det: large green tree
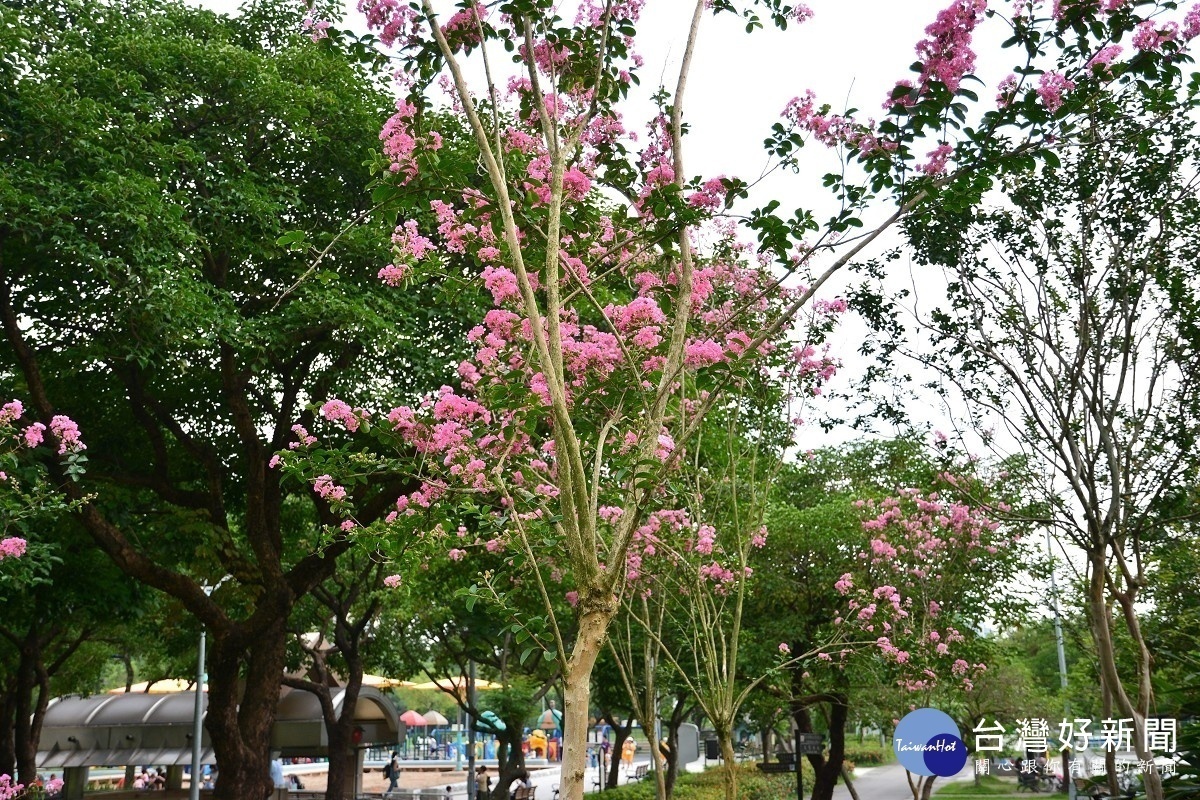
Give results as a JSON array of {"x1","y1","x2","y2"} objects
[{"x1": 0, "y1": 1, "x2": 477, "y2": 796}]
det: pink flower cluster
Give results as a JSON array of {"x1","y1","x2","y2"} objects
[
  {"x1": 0, "y1": 400, "x2": 22, "y2": 425},
  {"x1": 1133, "y1": 19, "x2": 1179, "y2": 52},
  {"x1": 1036, "y1": 71, "x2": 1075, "y2": 113},
  {"x1": 0, "y1": 537, "x2": 27, "y2": 560},
  {"x1": 302, "y1": 15, "x2": 331, "y2": 41},
  {"x1": 380, "y1": 99, "x2": 441, "y2": 183},
  {"x1": 441, "y1": 4, "x2": 484, "y2": 51},
  {"x1": 320, "y1": 399, "x2": 366, "y2": 432},
  {"x1": 313, "y1": 475, "x2": 348, "y2": 503},
  {"x1": 358, "y1": 0, "x2": 420, "y2": 48},
  {"x1": 892, "y1": 0, "x2": 986, "y2": 105}
]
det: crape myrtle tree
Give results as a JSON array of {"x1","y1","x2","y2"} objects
[
  {"x1": 278, "y1": 1, "x2": 1193, "y2": 798},
  {"x1": 747, "y1": 439, "x2": 1033, "y2": 800},
  {"x1": 0, "y1": 404, "x2": 110, "y2": 789},
  {"x1": 0, "y1": 2, "x2": 480, "y2": 797},
  {"x1": 858, "y1": 18, "x2": 1200, "y2": 798},
  {"x1": 608, "y1": 322, "x2": 845, "y2": 800}
]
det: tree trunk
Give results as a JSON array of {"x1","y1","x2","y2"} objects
[
  {"x1": 494, "y1": 726, "x2": 527, "y2": 800},
  {"x1": 663, "y1": 697, "x2": 687, "y2": 799},
  {"x1": 602, "y1": 713, "x2": 632, "y2": 790},
  {"x1": 792, "y1": 692, "x2": 849, "y2": 800},
  {"x1": 560, "y1": 609, "x2": 611, "y2": 800},
  {"x1": 13, "y1": 634, "x2": 38, "y2": 784},
  {"x1": 0, "y1": 691, "x2": 15, "y2": 778},
  {"x1": 1087, "y1": 554, "x2": 1163, "y2": 800},
  {"x1": 207, "y1": 614, "x2": 290, "y2": 800},
  {"x1": 840, "y1": 768, "x2": 860, "y2": 800},
  {"x1": 718, "y1": 730, "x2": 738, "y2": 800},
  {"x1": 919, "y1": 776, "x2": 937, "y2": 800}
]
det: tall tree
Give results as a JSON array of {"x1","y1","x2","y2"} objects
[
  {"x1": 0, "y1": 1, "x2": 476, "y2": 796},
  {"x1": 892, "y1": 74, "x2": 1200, "y2": 800}
]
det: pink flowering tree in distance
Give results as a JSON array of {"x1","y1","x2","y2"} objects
[
  {"x1": 599, "y1": 300, "x2": 843, "y2": 800},
  {"x1": 279, "y1": 1, "x2": 1198, "y2": 797}
]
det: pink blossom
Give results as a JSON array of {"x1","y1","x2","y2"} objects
[
  {"x1": 384, "y1": 574, "x2": 403, "y2": 588},
  {"x1": 919, "y1": 143, "x2": 953, "y2": 175},
  {"x1": 482, "y1": 266, "x2": 521, "y2": 305},
  {"x1": 448, "y1": 548, "x2": 467, "y2": 561},
  {"x1": 22, "y1": 422, "x2": 45, "y2": 449},
  {"x1": 912, "y1": 0, "x2": 987, "y2": 95},
  {"x1": 687, "y1": 176, "x2": 729, "y2": 211},
  {"x1": 1133, "y1": 19, "x2": 1178, "y2": 52},
  {"x1": 302, "y1": 16, "x2": 331, "y2": 41},
  {"x1": 654, "y1": 433, "x2": 675, "y2": 462},
  {"x1": 320, "y1": 399, "x2": 362, "y2": 432},
  {"x1": 778, "y1": 642, "x2": 791, "y2": 654},
  {"x1": 0, "y1": 537, "x2": 27, "y2": 560},
  {"x1": 441, "y1": 3, "x2": 484, "y2": 51},
  {"x1": 357, "y1": 0, "x2": 421, "y2": 48},
  {"x1": 684, "y1": 339, "x2": 724, "y2": 368},
  {"x1": 996, "y1": 73, "x2": 1019, "y2": 107},
  {"x1": 565, "y1": 591, "x2": 579, "y2": 607},
  {"x1": 0, "y1": 400, "x2": 22, "y2": 424},
  {"x1": 1036, "y1": 71, "x2": 1075, "y2": 113},
  {"x1": 49, "y1": 415, "x2": 84, "y2": 453},
  {"x1": 392, "y1": 219, "x2": 435, "y2": 261},
  {"x1": 379, "y1": 263, "x2": 412, "y2": 286},
  {"x1": 1186, "y1": 4, "x2": 1200, "y2": 39},
  {"x1": 1088, "y1": 44, "x2": 1123, "y2": 71},
  {"x1": 313, "y1": 475, "x2": 347, "y2": 503},
  {"x1": 751, "y1": 526, "x2": 768, "y2": 548}
]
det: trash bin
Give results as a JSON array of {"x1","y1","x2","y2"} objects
[{"x1": 704, "y1": 739, "x2": 720, "y2": 760}]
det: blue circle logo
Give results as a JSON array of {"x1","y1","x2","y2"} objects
[{"x1": 893, "y1": 708, "x2": 968, "y2": 777}]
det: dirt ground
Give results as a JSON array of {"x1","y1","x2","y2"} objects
[{"x1": 293, "y1": 766, "x2": 468, "y2": 794}]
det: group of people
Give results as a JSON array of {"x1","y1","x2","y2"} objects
[
  {"x1": 29, "y1": 775, "x2": 63, "y2": 798},
  {"x1": 132, "y1": 768, "x2": 167, "y2": 790},
  {"x1": 474, "y1": 765, "x2": 531, "y2": 800}
]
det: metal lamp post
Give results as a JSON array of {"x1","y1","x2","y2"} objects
[{"x1": 190, "y1": 577, "x2": 229, "y2": 800}]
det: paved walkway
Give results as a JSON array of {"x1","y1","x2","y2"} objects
[{"x1": 832, "y1": 762, "x2": 975, "y2": 800}]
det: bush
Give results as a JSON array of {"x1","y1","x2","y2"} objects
[
  {"x1": 594, "y1": 765, "x2": 795, "y2": 800},
  {"x1": 843, "y1": 743, "x2": 894, "y2": 766}
]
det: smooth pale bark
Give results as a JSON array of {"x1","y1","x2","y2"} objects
[{"x1": 559, "y1": 609, "x2": 613, "y2": 800}]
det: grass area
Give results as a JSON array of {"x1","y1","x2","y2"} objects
[
  {"x1": 932, "y1": 773, "x2": 1024, "y2": 797},
  {"x1": 596, "y1": 765, "x2": 798, "y2": 800}
]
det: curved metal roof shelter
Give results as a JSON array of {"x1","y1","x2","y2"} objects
[{"x1": 38, "y1": 687, "x2": 402, "y2": 769}]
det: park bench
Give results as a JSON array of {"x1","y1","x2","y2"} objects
[
  {"x1": 513, "y1": 786, "x2": 537, "y2": 800},
  {"x1": 629, "y1": 764, "x2": 649, "y2": 782}
]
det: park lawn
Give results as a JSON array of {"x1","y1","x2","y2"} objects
[
  {"x1": 932, "y1": 774, "x2": 1024, "y2": 797},
  {"x1": 595, "y1": 765, "x2": 797, "y2": 800}
]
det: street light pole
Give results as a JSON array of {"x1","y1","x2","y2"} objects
[
  {"x1": 191, "y1": 577, "x2": 228, "y2": 800},
  {"x1": 190, "y1": 626, "x2": 206, "y2": 800},
  {"x1": 467, "y1": 661, "x2": 477, "y2": 800},
  {"x1": 1045, "y1": 529, "x2": 1075, "y2": 800}
]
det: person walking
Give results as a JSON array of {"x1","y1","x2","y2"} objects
[{"x1": 385, "y1": 750, "x2": 401, "y2": 795}]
